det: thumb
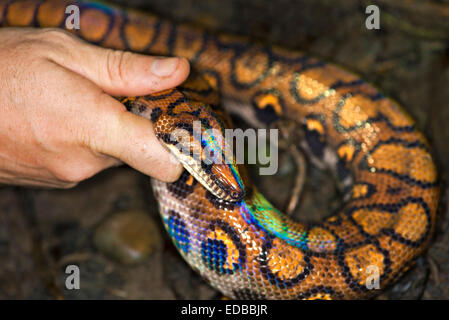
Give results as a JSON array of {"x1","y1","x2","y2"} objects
[
  {"x1": 89, "y1": 94, "x2": 184, "y2": 182},
  {"x1": 49, "y1": 33, "x2": 190, "y2": 96}
]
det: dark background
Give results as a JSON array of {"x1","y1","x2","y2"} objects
[{"x1": 0, "y1": 0, "x2": 448, "y2": 299}]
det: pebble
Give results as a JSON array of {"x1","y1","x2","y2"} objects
[{"x1": 94, "y1": 210, "x2": 162, "y2": 265}]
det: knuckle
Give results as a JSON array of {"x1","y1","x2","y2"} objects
[
  {"x1": 35, "y1": 28, "x2": 74, "y2": 43},
  {"x1": 6, "y1": 28, "x2": 74, "y2": 60},
  {"x1": 2, "y1": 34, "x2": 39, "y2": 58},
  {"x1": 52, "y1": 169, "x2": 82, "y2": 184},
  {"x1": 105, "y1": 49, "x2": 131, "y2": 87},
  {"x1": 51, "y1": 164, "x2": 97, "y2": 184},
  {"x1": 59, "y1": 182, "x2": 79, "y2": 189}
]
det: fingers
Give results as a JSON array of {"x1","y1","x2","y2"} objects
[
  {"x1": 26, "y1": 29, "x2": 186, "y2": 182},
  {"x1": 50, "y1": 63, "x2": 185, "y2": 183},
  {"x1": 43, "y1": 30, "x2": 190, "y2": 96}
]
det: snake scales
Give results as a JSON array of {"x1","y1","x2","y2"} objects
[{"x1": 0, "y1": 0, "x2": 440, "y2": 299}]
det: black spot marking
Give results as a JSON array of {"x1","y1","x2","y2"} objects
[
  {"x1": 123, "y1": 99, "x2": 133, "y2": 112},
  {"x1": 206, "y1": 191, "x2": 236, "y2": 211},
  {"x1": 167, "y1": 211, "x2": 190, "y2": 254},
  {"x1": 201, "y1": 161, "x2": 213, "y2": 174},
  {"x1": 175, "y1": 122, "x2": 194, "y2": 134},
  {"x1": 157, "y1": 133, "x2": 173, "y2": 144},
  {"x1": 302, "y1": 114, "x2": 327, "y2": 159},
  {"x1": 337, "y1": 158, "x2": 350, "y2": 181},
  {"x1": 304, "y1": 125, "x2": 325, "y2": 158},
  {"x1": 201, "y1": 238, "x2": 230, "y2": 274},
  {"x1": 201, "y1": 220, "x2": 246, "y2": 275},
  {"x1": 255, "y1": 104, "x2": 280, "y2": 125},
  {"x1": 251, "y1": 90, "x2": 285, "y2": 125},
  {"x1": 167, "y1": 171, "x2": 197, "y2": 199},
  {"x1": 150, "y1": 107, "x2": 162, "y2": 122},
  {"x1": 138, "y1": 104, "x2": 146, "y2": 113}
]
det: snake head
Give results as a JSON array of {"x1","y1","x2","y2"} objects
[
  {"x1": 122, "y1": 85, "x2": 245, "y2": 202},
  {"x1": 162, "y1": 99, "x2": 246, "y2": 203}
]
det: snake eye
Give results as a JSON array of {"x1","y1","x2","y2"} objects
[{"x1": 230, "y1": 190, "x2": 245, "y2": 201}]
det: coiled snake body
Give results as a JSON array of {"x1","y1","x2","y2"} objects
[{"x1": 0, "y1": 0, "x2": 440, "y2": 299}]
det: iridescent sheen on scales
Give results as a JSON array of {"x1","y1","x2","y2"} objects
[{"x1": 0, "y1": 0, "x2": 439, "y2": 299}]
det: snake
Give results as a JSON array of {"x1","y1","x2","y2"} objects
[{"x1": 0, "y1": 0, "x2": 440, "y2": 300}]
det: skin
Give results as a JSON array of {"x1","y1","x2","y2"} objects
[{"x1": 0, "y1": 28, "x2": 189, "y2": 188}]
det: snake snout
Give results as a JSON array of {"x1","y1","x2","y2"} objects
[{"x1": 210, "y1": 164, "x2": 245, "y2": 202}]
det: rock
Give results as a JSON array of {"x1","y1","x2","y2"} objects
[{"x1": 94, "y1": 210, "x2": 162, "y2": 265}]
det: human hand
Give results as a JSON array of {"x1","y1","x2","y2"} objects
[{"x1": 0, "y1": 28, "x2": 188, "y2": 188}]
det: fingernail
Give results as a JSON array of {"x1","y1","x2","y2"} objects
[{"x1": 151, "y1": 57, "x2": 179, "y2": 77}]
